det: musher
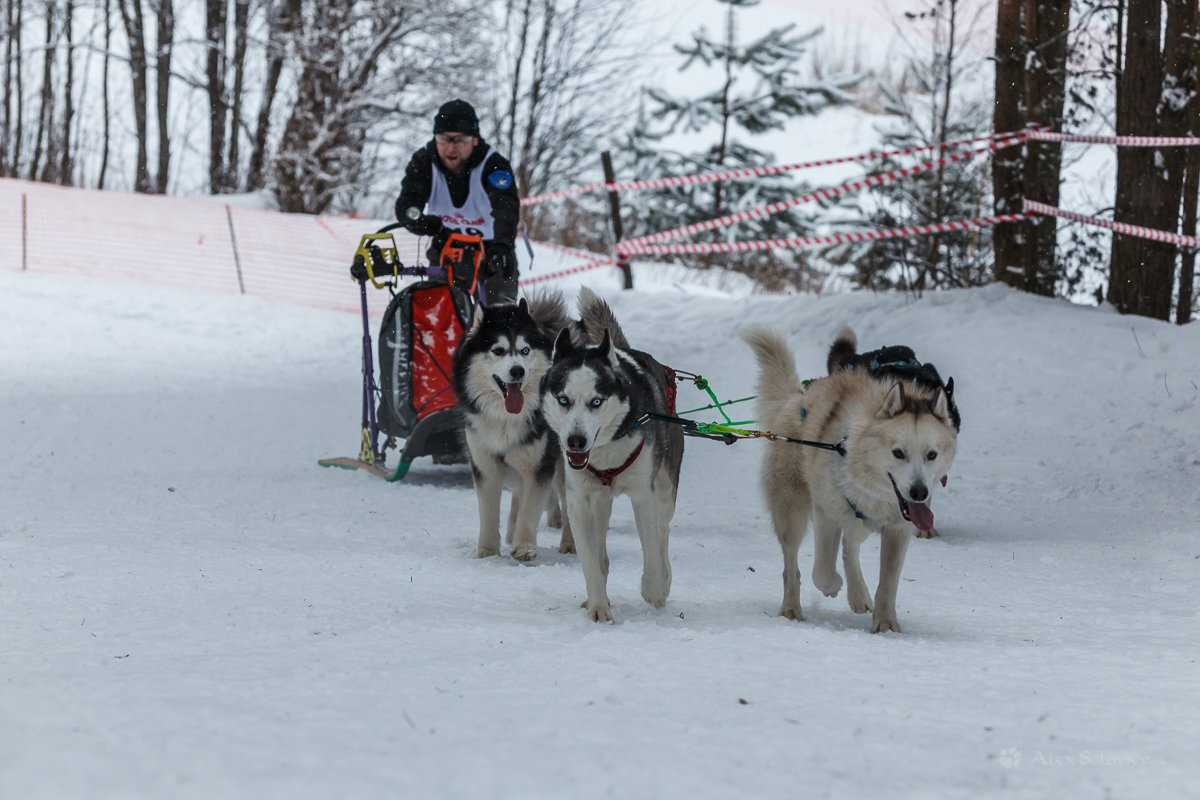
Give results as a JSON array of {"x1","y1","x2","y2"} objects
[{"x1": 394, "y1": 99, "x2": 521, "y2": 304}]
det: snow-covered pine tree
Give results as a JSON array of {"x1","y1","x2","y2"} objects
[
  {"x1": 828, "y1": 0, "x2": 994, "y2": 293},
  {"x1": 618, "y1": 0, "x2": 857, "y2": 290}
]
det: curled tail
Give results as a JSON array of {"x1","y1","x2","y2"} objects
[
  {"x1": 576, "y1": 286, "x2": 631, "y2": 350},
  {"x1": 523, "y1": 288, "x2": 571, "y2": 336},
  {"x1": 825, "y1": 326, "x2": 858, "y2": 374},
  {"x1": 739, "y1": 325, "x2": 803, "y2": 427}
]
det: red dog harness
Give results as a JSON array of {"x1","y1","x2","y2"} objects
[{"x1": 586, "y1": 439, "x2": 645, "y2": 487}]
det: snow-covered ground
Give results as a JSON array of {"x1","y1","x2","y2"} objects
[{"x1": 3, "y1": 258, "x2": 1198, "y2": 798}]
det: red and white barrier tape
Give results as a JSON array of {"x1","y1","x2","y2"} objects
[
  {"x1": 605, "y1": 131, "x2": 1029, "y2": 194},
  {"x1": 526, "y1": 239, "x2": 605, "y2": 262},
  {"x1": 615, "y1": 134, "x2": 1027, "y2": 253},
  {"x1": 518, "y1": 212, "x2": 1032, "y2": 284},
  {"x1": 519, "y1": 256, "x2": 616, "y2": 285},
  {"x1": 618, "y1": 213, "x2": 1032, "y2": 256},
  {"x1": 519, "y1": 181, "x2": 608, "y2": 207},
  {"x1": 519, "y1": 129, "x2": 1033, "y2": 207},
  {"x1": 1026, "y1": 131, "x2": 1200, "y2": 147},
  {"x1": 1023, "y1": 200, "x2": 1200, "y2": 249}
]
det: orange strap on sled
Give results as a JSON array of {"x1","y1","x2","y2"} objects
[{"x1": 438, "y1": 232, "x2": 485, "y2": 294}]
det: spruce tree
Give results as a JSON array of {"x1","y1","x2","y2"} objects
[{"x1": 619, "y1": 0, "x2": 856, "y2": 290}]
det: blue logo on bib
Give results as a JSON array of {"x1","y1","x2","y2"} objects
[{"x1": 489, "y1": 170, "x2": 513, "y2": 189}]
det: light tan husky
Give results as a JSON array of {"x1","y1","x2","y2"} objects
[{"x1": 741, "y1": 325, "x2": 958, "y2": 633}]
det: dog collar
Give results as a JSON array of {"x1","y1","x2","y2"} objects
[{"x1": 587, "y1": 439, "x2": 645, "y2": 487}]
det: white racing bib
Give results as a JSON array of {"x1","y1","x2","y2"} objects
[{"x1": 426, "y1": 147, "x2": 496, "y2": 240}]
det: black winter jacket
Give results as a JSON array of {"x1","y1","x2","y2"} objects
[{"x1": 394, "y1": 138, "x2": 520, "y2": 248}]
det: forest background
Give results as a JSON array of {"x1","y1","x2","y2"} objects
[{"x1": 1, "y1": 0, "x2": 1197, "y2": 321}]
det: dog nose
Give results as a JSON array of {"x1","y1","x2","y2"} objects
[
  {"x1": 567, "y1": 433, "x2": 587, "y2": 451},
  {"x1": 909, "y1": 482, "x2": 928, "y2": 502},
  {"x1": 509, "y1": 365, "x2": 525, "y2": 381}
]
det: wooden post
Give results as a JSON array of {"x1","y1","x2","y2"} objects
[{"x1": 601, "y1": 151, "x2": 633, "y2": 289}]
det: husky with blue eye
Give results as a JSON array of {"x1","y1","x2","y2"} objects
[
  {"x1": 541, "y1": 288, "x2": 684, "y2": 622},
  {"x1": 741, "y1": 326, "x2": 958, "y2": 633},
  {"x1": 452, "y1": 291, "x2": 574, "y2": 561}
]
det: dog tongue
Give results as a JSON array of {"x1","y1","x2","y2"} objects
[
  {"x1": 908, "y1": 501, "x2": 935, "y2": 532},
  {"x1": 504, "y1": 382, "x2": 524, "y2": 414}
]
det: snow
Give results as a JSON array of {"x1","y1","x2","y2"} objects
[{"x1": 3, "y1": 256, "x2": 1199, "y2": 798}]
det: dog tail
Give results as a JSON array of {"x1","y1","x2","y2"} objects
[
  {"x1": 576, "y1": 286, "x2": 631, "y2": 350},
  {"x1": 740, "y1": 325, "x2": 803, "y2": 426},
  {"x1": 825, "y1": 326, "x2": 858, "y2": 374},
  {"x1": 523, "y1": 288, "x2": 571, "y2": 335}
]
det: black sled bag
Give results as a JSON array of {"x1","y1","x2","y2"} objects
[{"x1": 376, "y1": 280, "x2": 474, "y2": 438}]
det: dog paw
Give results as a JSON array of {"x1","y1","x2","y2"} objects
[
  {"x1": 582, "y1": 600, "x2": 613, "y2": 623},
  {"x1": 813, "y1": 569, "x2": 843, "y2": 598},
  {"x1": 546, "y1": 509, "x2": 563, "y2": 529},
  {"x1": 779, "y1": 604, "x2": 805, "y2": 621},
  {"x1": 641, "y1": 587, "x2": 669, "y2": 609},
  {"x1": 915, "y1": 527, "x2": 941, "y2": 539},
  {"x1": 871, "y1": 614, "x2": 902, "y2": 634},
  {"x1": 511, "y1": 543, "x2": 538, "y2": 562},
  {"x1": 641, "y1": 572, "x2": 671, "y2": 609},
  {"x1": 848, "y1": 588, "x2": 873, "y2": 614},
  {"x1": 475, "y1": 546, "x2": 500, "y2": 559},
  {"x1": 558, "y1": 540, "x2": 576, "y2": 555}
]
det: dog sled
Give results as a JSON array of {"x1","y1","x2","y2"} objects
[{"x1": 319, "y1": 223, "x2": 492, "y2": 481}]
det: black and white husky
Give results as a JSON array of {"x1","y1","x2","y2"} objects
[
  {"x1": 541, "y1": 288, "x2": 685, "y2": 622},
  {"x1": 452, "y1": 292, "x2": 574, "y2": 561}
]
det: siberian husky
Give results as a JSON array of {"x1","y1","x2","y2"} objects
[
  {"x1": 541, "y1": 288, "x2": 685, "y2": 622},
  {"x1": 452, "y1": 292, "x2": 574, "y2": 561},
  {"x1": 741, "y1": 326, "x2": 958, "y2": 633}
]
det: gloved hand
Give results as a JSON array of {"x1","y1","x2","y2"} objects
[
  {"x1": 350, "y1": 255, "x2": 369, "y2": 282},
  {"x1": 483, "y1": 243, "x2": 516, "y2": 280},
  {"x1": 400, "y1": 207, "x2": 444, "y2": 237}
]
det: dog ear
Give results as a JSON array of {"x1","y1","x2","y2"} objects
[
  {"x1": 552, "y1": 327, "x2": 574, "y2": 361},
  {"x1": 932, "y1": 385, "x2": 950, "y2": 421},
  {"x1": 945, "y1": 376, "x2": 955, "y2": 399},
  {"x1": 517, "y1": 297, "x2": 531, "y2": 322},
  {"x1": 466, "y1": 303, "x2": 483, "y2": 336},
  {"x1": 596, "y1": 328, "x2": 612, "y2": 360},
  {"x1": 880, "y1": 383, "x2": 906, "y2": 418}
]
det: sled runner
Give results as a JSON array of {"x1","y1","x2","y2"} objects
[{"x1": 319, "y1": 224, "x2": 489, "y2": 481}]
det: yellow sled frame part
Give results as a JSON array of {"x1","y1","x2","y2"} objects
[{"x1": 354, "y1": 233, "x2": 401, "y2": 289}]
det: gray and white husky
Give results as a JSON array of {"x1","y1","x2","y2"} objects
[
  {"x1": 452, "y1": 291, "x2": 574, "y2": 561},
  {"x1": 541, "y1": 288, "x2": 685, "y2": 622},
  {"x1": 741, "y1": 325, "x2": 958, "y2": 633}
]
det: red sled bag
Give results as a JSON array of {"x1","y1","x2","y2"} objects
[{"x1": 377, "y1": 280, "x2": 473, "y2": 437}]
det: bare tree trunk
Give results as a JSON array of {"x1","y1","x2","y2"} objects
[
  {"x1": 712, "y1": 1, "x2": 734, "y2": 216},
  {"x1": 99, "y1": 0, "x2": 111, "y2": 188},
  {"x1": 154, "y1": 0, "x2": 172, "y2": 193},
  {"x1": 993, "y1": 0, "x2": 1027, "y2": 288},
  {"x1": 503, "y1": 0, "x2": 531, "y2": 163},
  {"x1": 58, "y1": 0, "x2": 73, "y2": 184},
  {"x1": 1175, "y1": 6, "x2": 1200, "y2": 324},
  {"x1": 1022, "y1": 0, "x2": 1069, "y2": 296},
  {"x1": 517, "y1": 0, "x2": 553, "y2": 194},
  {"x1": 29, "y1": 1, "x2": 55, "y2": 182},
  {"x1": 992, "y1": 0, "x2": 1070, "y2": 295},
  {"x1": 1108, "y1": 0, "x2": 1195, "y2": 319},
  {"x1": 225, "y1": 0, "x2": 248, "y2": 186},
  {"x1": 2, "y1": 0, "x2": 17, "y2": 176},
  {"x1": 117, "y1": 0, "x2": 152, "y2": 192},
  {"x1": 206, "y1": 0, "x2": 227, "y2": 193},
  {"x1": 246, "y1": 0, "x2": 298, "y2": 191},
  {"x1": 1179, "y1": 149, "x2": 1198, "y2": 324}
]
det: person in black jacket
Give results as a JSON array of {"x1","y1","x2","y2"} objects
[{"x1": 395, "y1": 99, "x2": 521, "y2": 304}]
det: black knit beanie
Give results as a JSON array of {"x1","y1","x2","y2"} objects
[{"x1": 433, "y1": 100, "x2": 480, "y2": 137}]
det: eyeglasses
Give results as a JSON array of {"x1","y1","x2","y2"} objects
[{"x1": 435, "y1": 133, "x2": 474, "y2": 146}]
